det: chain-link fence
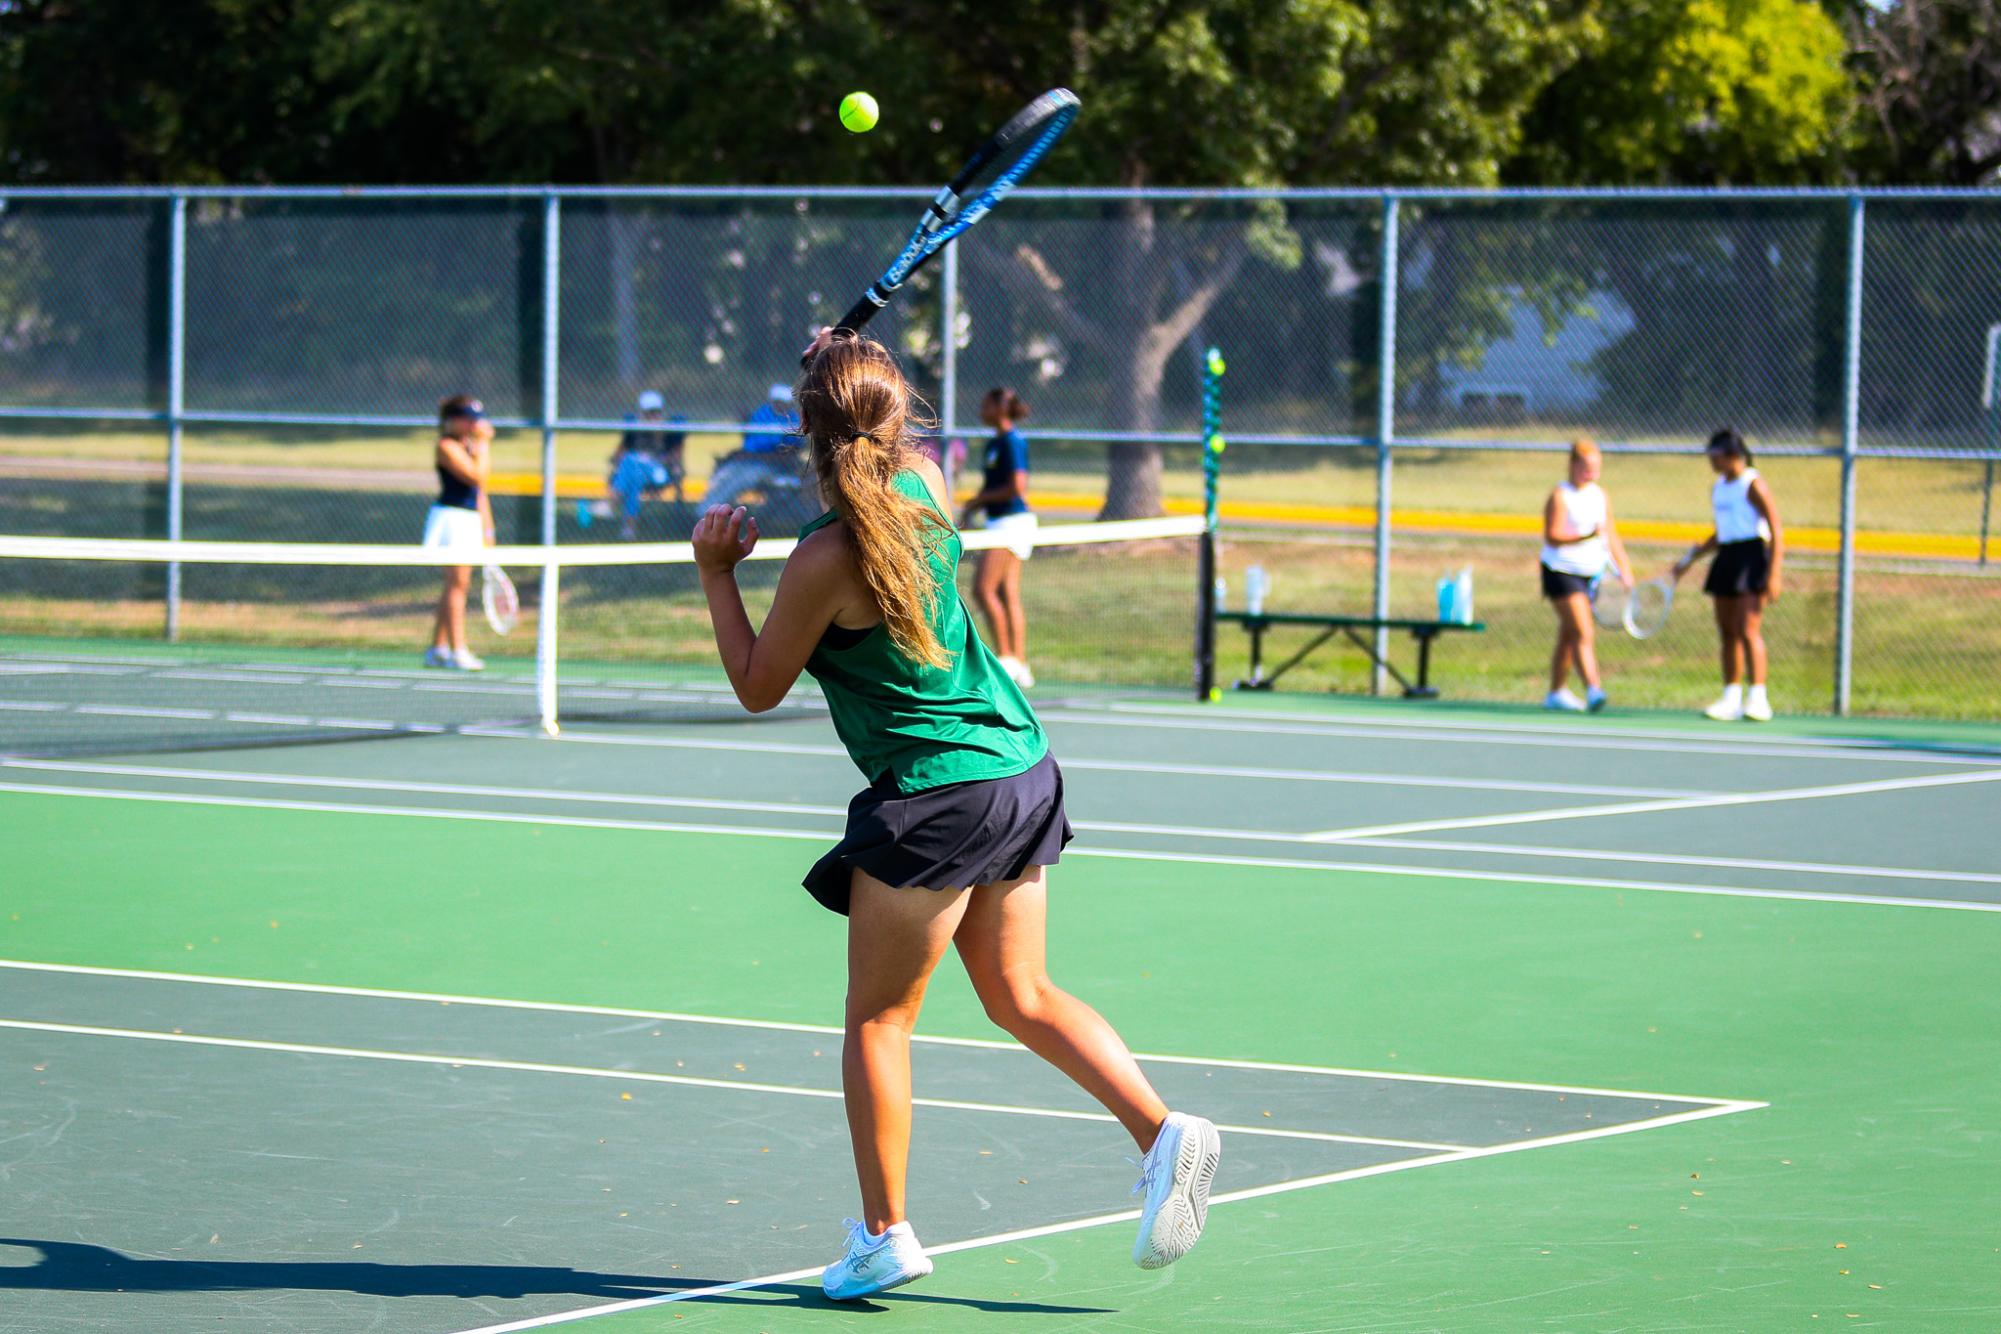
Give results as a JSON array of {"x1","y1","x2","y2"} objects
[{"x1": 0, "y1": 186, "x2": 1995, "y2": 718}]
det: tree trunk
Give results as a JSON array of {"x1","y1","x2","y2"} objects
[
  {"x1": 1101, "y1": 195, "x2": 1166, "y2": 519},
  {"x1": 1102, "y1": 329, "x2": 1173, "y2": 518}
]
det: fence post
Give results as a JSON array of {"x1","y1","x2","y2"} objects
[
  {"x1": 1371, "y1": 194, "x2": 1401, "y2": 695},
  {"x1": 939, "y1": 239, "x2": 960, "y2": 498},
  {"x1": 1833, "y1": 194, "x2": 1864, "y2": 716},
  {"x1": 165, "y1": 193, "x2": 187, "y2": 640},
  {"x1": 536, "y1": 192, "x2": 561, "y2": 736}
]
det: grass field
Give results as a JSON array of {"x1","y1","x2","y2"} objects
[{"x1": 3, "y1": 425, "x2": 1996, "y2": 720}]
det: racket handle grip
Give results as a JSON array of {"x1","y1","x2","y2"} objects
[{"x1": 836, "y1": 292, "x2": 884, "y2": 334}]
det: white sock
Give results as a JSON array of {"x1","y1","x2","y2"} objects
[
  {"x1": 1720, "y1": 684, "x2": 1743, "y2": 705},
  {"x1": 1747, "y1": 684, "x2": 1768, "y2": 705}
]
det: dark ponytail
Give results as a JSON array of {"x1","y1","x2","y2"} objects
[
  {"x1": 1706, "y1": 427, "x2": 1753, "y2": 464},
  {"x1": 983, "y1": 386, "x2": 1030, "y2": 423}
]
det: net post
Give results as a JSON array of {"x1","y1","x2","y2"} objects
[
  {"x1": 165, "y1": 192, "x2": 187, "y2": 640},
  {"x1": 536, "y1": 561, "x2": 560, "y2": 737},
  {"x1": 1196, "y1": 347, "x2": 1225, "y2": 701},
  {"x1": 1371, "y1": 194, "x2": 1401, "y2": 696},
  {"x1": 940, "y1": 239, "x2": 960, "y2": 498},
  {"x1": 1833, "y1": 194, "x2": 1864, "y2": 717}
]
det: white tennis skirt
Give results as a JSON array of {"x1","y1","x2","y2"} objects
[
  {"x1": 421, "y1": 503, "x2": 484, "y2": 553},
  {"x1": 984, "y1": 511, "x2": 1038, "y2": 561}
]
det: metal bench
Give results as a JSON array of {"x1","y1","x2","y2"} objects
[{"x1": 1217, "y1": 611, "x2": 1486, "y2": 698}]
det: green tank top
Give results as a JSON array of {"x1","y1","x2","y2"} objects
[{"x1": 800, "y1": 469, "x2": 1046, "y2": 793}]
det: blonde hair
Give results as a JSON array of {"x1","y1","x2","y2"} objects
[
  {"x1": 1570, "y1": 438, "x2": 1601, "y2": 467},
  {"x1": 797, "y1": 334, "x2": 952, "y2": 669}
]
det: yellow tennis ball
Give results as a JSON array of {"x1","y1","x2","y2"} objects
[{"x1": 838, "y1": 92, "x2": 879, "y2": 134}]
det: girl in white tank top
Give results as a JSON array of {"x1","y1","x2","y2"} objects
[
  {"x1": 1671, "y1": 429, "x2": 1785, "y2": 721},
  {"x1": 1541, "y1": 439, "x2": 1632, "y2": 712}
]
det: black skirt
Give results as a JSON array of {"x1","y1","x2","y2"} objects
[
  {"x1": 1705, "y1": 539, "x2": 1770, "y2": 597},
  {"x1": 802, "y1": 751, "x2": 1074, "y2": 916},
  {"x1": 1540, "y1": 564, "x2": 1594, "y2": 599}
]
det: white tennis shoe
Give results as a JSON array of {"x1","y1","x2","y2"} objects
[
  {"x1": 450, "y1": 649, "x2": 486, "y2": 672},
  {"x1": 821, "y1": 1218, "x2": 932, "y2": 1301},
  {"x1": 1704, "y1": 694, "x2": 1744, "y2": 721},
  {"x1": 1544, "y1": 688, "x2": 1586, "y2": 712},
  {"x1": 1131, "y1": 1111, "x2": 1221, "y2": 1270},
  {"x1": 1743, "y1": 694, "x2": 1774, "y2": 722}
]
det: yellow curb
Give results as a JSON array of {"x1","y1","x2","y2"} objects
[{"x1": 490, "y1": 475, "x2": 1983, "y2": 562}]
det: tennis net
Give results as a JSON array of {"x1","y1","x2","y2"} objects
[{"x1": 0, "y1": 516, "x2": 1204, "y2": 756}]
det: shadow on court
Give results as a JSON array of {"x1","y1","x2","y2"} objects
[{"x1": 0, "y1": 1238, "x2": 1111, "y2": 1315}]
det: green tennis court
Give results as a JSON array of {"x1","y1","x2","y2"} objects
[{"x1": 4, "y1": 689, "x2": 1999, "y2": 1331}]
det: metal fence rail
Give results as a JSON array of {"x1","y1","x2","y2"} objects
[{"x1": 0, "y1": 185, "x2": 1996, "y2": 719}]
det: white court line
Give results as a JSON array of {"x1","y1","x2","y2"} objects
[
  {"x1": 1040, "y1": 706, "x2": 2001, "y2": 767},
  {"x1": 1071, "y1": 844, "x2": 2001, "y2": 914},
  {"x1": 1347, "y1": 836, "x2": 2001, "y2": 886},
  {"x1": 0, "y1": 1018, "x2": 1466, "y2": 1154},
  {"x1": 1091, "y1": 699, "x2": 2001, "y2": 763},
  {"x1": 0, "y1": 759, "x2": 1677, "y2": 843},
  {"x1": 4, "y1": 780, "x2": 1997, "y2": 914},
  {"x1": 0, "y1": 958, "x2": 1748, "y2": 1104},
  {"x1": 444, "y1": 1098, "x2": 1765, "y2": 1334},
  {"x1": 460, "y1": 728, "x2": 1706, "y2": 798},
  {"x1": 35, "y1": 760, "x2": 1995, "y2": 888},
  {"x1": 1304, "y1": 767, "x2": 2001, "y2": 841}
]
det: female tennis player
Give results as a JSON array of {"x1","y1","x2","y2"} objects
[
  {"x1": 959, "y1": 386, "x2": 1037, "y2": 688},
  {"x1": 1540, "y1": 439, "x2": 1632, "y2": 712},
  {"x1": 421, "y1": 394, "x2": 494, "y2": 671},
  {"x1": 691, "y1": 330, "x2": 1218, "y2": 1301},
  {"x1": 1671, "y1": 428, "x2": 1785, "y2": 721}
]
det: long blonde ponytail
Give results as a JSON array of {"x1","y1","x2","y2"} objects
[{"x1": 797, "y1": 334, "x2": 952, "y2": 669}]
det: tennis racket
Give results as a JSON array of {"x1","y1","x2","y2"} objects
[
  {"x1": 835, "y1": 88, "x2": 1080, "y2": 333},
  {"x1": 481, "y1": 564, "x2": 519, "y2": 636},
  {"x1": 1589, "y1": 570, "x2": 1631, "y2": 630},
  {"x1": 1622, "y1": 575, "x2": 1675, "y2": 639}
]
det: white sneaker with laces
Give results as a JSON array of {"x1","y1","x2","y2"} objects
[
  {"x1": 1544, "y1": 688, "x2": 1586, "y2": 712},
  {"x1": 422, "y1": 646, "x2": 453, "y2": 669},
  {"x1": 1704, "y1": 695, "x2": 1744, "y2": 722},
  {"x1": 1013, "y1": 659, "x2": 1036, "y2": 689},
  {"x1": 821, "y1": 1218, "x2": 931, "y2": 1301},
  {"x1": 450, "y1": 649, "x2": 486, "y2": 672},
  {"x1": 1131, "y1": 1111, "x2": 1221, "y2": 1270},
  {"x1": 1743, "y1": 694, "x2": 1774, "y2": 722}
]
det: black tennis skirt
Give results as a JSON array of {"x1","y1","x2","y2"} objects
[
  {"x1": 1705, "y1": 539, "x2": 1770, "y2": 597},
  {"x1": 1540, "y1": 564, "x2": 1595, "y2": 599},
  {"x1": 802, "y1": 750, "x2": 1074, "y2": 916}
]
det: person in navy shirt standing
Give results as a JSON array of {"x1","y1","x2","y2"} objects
[
  {"x1": 960, "y1": 387, "x2": 1037, "y2": 689},
  {"x1": 420, "y1": 394, "x2": 494, "y2": 671}
]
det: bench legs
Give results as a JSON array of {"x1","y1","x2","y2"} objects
[{"x1": 1235, "y1": 624, "x2": 1443, "y2": 697}]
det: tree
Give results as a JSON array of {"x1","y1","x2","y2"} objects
[
  {"x1": 1844, "y1": 0, "x2": 2001, "y2": 185},
  {"x1": 1507, "y1": 0, "x2": 1852, "y2": 185},
  {"x1": 911, "y1": 0, "x2": 1600, "y2": 514}
]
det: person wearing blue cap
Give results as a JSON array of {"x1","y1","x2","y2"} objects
[
  {"x1": 421, "y1": 393, "x2": 493, "y2": 670},
  {"x1": 599, "y1": 390, "x2": 686, "y2": 539},
  {"x1": 708, "y1": 383, "x2": 808, "y2": 518}
]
